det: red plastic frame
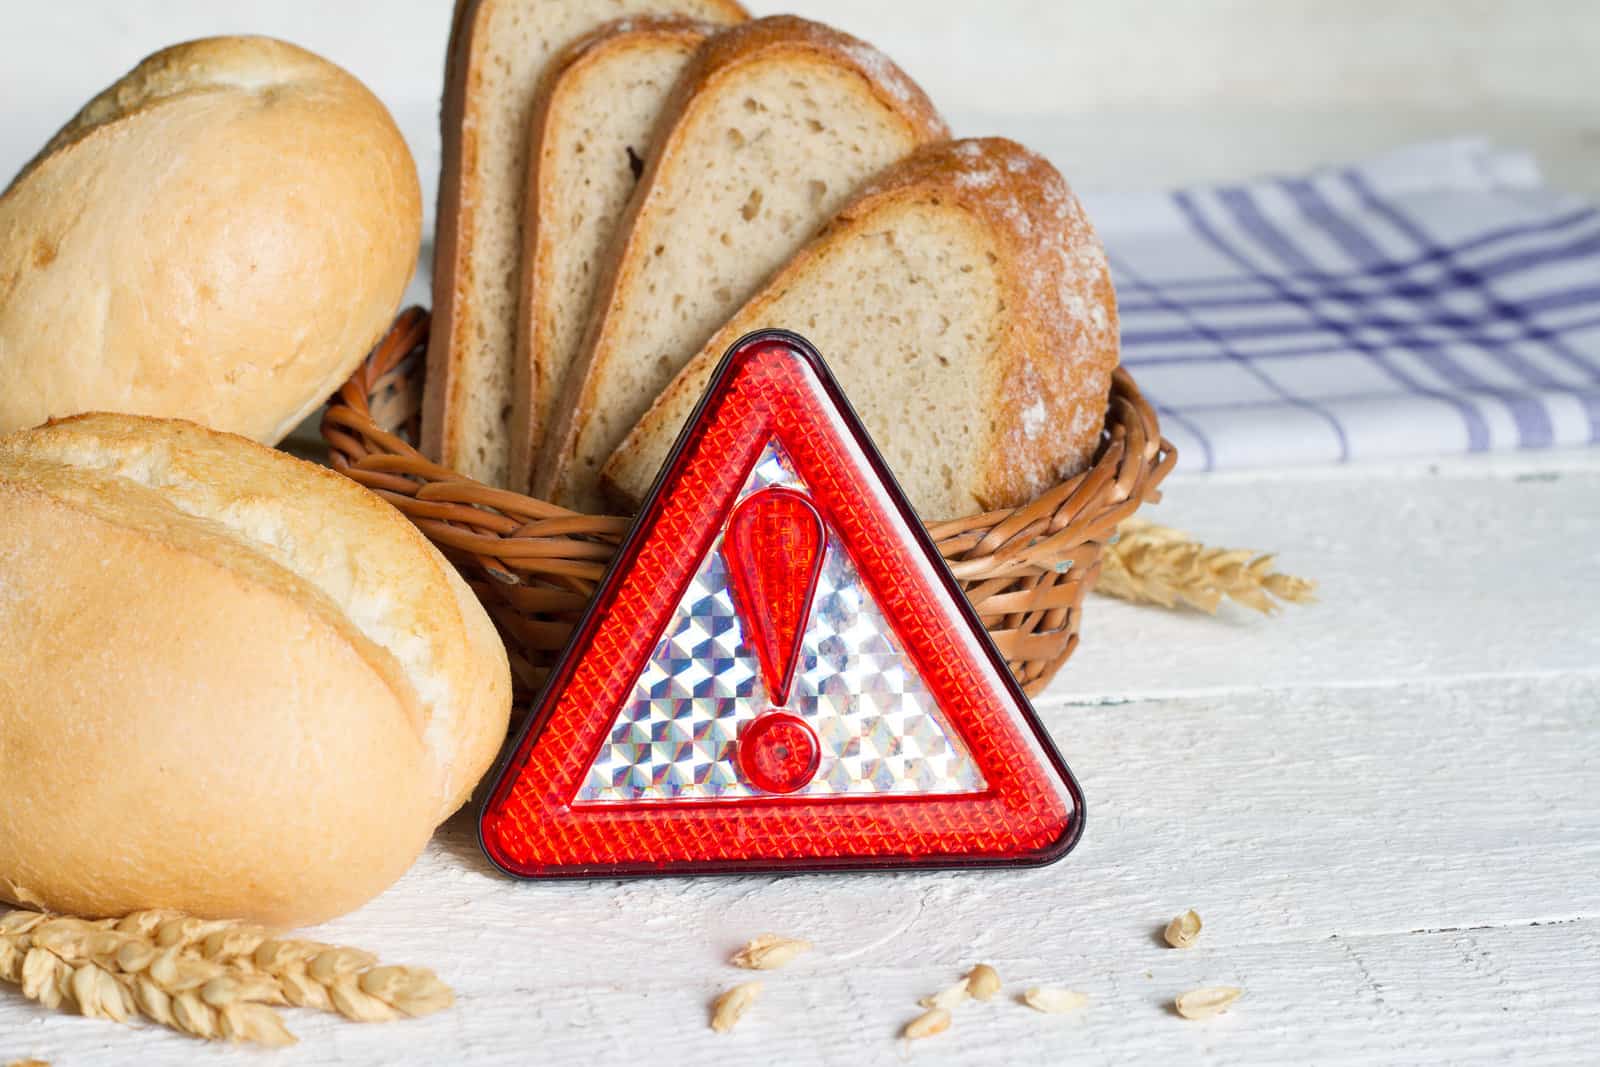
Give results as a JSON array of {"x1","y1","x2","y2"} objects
[{"x1": 478, "y1": 331, "x2": 1085, "y2": 878}]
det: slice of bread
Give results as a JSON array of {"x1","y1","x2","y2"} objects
[
  {"x1": 602, "y1": 138, "x2": 1120, "y2": 520},
  {"x1": 510, "y1": 17, "x2": 714, "y2": 494},
  {"x1": 536, "y1": 15, "x2": 948, "y2": 510},
  {"x1": 424, "y1": 0, "x2": 746, "y2": 488}
]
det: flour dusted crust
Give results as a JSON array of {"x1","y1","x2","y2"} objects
[
  {"x1": 536, "y1": 15, "x2": 948, "y2": 510},
  {"x1": 511, "y1": 16, "x2": 718, "y2": 493},
  {"x1": 0, "y1": 36, "x2": 421, "y2": 446},
  {"x1": 601, "y1": 138, "x2": 1118, "y2": 518},
  {"x1": 0, "y1": 415, "x2": 511, "y2": 926},
  {"x1": 424, "y1": 0, "x2": 748, "y2": 488}
]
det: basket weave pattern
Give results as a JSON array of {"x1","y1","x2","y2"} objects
[{"x1": 322, "y1": 309, "x2": 1176, "y2": 698}]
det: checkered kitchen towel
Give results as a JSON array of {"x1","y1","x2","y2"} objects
[{"x1": 1085, "y1": 139, "x2": 1600, "y2": 471}]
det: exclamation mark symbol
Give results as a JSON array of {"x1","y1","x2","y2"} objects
[{"x1": 724, "y1": 486, "x2": 825, "y2": 793}]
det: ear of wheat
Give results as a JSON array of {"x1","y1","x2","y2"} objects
[
  {"x1": 1097, "y1": 519, "x2": 1316, "y2": 615},
  {"x1": 0, "y1": 908, "x2": 453, "y2": 1047}
]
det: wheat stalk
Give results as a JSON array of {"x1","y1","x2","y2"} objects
[
  {"x1": 0, "y1": 908, "x2": 453, "y2": 1047},
  {"x1": 1096, "y1": 519, "x2": 1316, "y2": 615}
]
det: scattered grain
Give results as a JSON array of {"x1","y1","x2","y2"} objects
[
  {"x1": 903, "y1": 1007, "x2": 951, "y2": 1040},
  {"x1": 1022, "y1": 987, "x2": 1088, "y2": 1014},
  {"x1": 730, "y1": 934, "x2": 812, "y2": 971},
  {"x1": 710, "y1": 981, "x2": 762, "y2": 1033},
  {"x1": 1164, "y1": 910, "x2": 1203, "y2": 949},
  {"x1": 1175, "y1": 986, "x2": 1243, "y2": 1019},
  {"x1": 918, "y1": 978, "x2": 969, "y2": 1011},
  {"x1": 966, "y1": 963, "x2": 1002, "y2": 1001}
]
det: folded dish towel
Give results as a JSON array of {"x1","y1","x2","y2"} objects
[{"x1": 1088, "y1": 139, "x2": 1600, "y2": 471}]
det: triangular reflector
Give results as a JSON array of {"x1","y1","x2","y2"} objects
[{"x1": 479, "y1": 331, "x2": 1084, "y2": 877}]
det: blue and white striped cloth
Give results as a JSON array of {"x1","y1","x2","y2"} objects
[{"x1": 1086, "y1": 140, "x2": 1600, "y2": 471}]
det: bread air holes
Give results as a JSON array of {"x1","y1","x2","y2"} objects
[{"x1": 740, "y1": 188, "x2": 763, "y2": 222}]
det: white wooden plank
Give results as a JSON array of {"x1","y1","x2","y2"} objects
[
  {"x1": 10, "y1": 921, "x2": 1596, "y2": 1066},
  {"x1": 6, "y1": 671, "x2": 1595, "y2": 1064},
  {"x1": 1058, "y1": 449, "x2": 1600, "y2": 702}
]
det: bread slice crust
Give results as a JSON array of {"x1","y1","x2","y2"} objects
[
  {"x1": 510, "y1": 16, "x2": 716, "y2": 493},
  {"x1": 424, "y1": 0, "x2": 747, "y2": 488},
  {"x1": 601, "y1": 138, "x2": 1119, "y2": 519},
  {"x1": 535, "y1": 15, "x2": 948, "y2": 510}
]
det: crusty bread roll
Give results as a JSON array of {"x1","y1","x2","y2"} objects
[
  {"x1": 0, "y1": 414, "x2": 510, "y2": 927},
  {"x1": 603, "y1": 139, "x2": 1118, "y2": 519},
  {"x1": 0, "y1": 36, "x2": 422, "y2": 446}
]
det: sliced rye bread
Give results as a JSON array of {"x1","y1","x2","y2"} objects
[
  {"x1": 535, "y1": 15, "x2": 948, "y2": 510},
  {"x1": 424, "y1": 0, "x2": 747, "y2": 488},
  {"x1": 509, "y1": 17, "x2": 715, "y2": 494},
  {"x1": 601, "y1": 138, "x2": 1119, "y2": 520}
]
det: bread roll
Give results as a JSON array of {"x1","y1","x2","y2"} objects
[
  {"x1": 0, "y1": 37, "x2": 422, "y2": 446},
  {"x1": 0, "y1": 414, "x2": 510, "y2": 926}
]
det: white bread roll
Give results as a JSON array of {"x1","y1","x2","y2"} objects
[
  {"x1": 0, "y1": 36, "x2": 422, "y2": 445},
  {"x1": 0, "y1": 415, "x2": 510, "y2": 927}
]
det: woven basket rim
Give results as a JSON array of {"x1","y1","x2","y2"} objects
[{"x1": 321, "y1": 307, "x2": 1176, "y2": 697}]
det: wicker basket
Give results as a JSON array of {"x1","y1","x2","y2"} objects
[{"x1": 322, "y1": 308, "x2": 1176, "y2": 699}]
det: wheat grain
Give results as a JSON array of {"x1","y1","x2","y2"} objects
[
  {"x1": 729, "y1": 933, "x2": 811, "y2": 971},
  {"x1": 1164, "y1": 910, "x2": 1203, "y2": 949},
  {"x1": 1022, "y1": 987, "x2": 1089, "y2": 1014},
  {"x1": 218, "y1": 1002, "x2": 297, "y2": 1047},
  {"x1": 902, "y1": 1007, "x2": 952, "y2": 1040},
  {"x1": 917, "y1": 977, "x2": 969, "y2": 1011},
  {"x1": 1097, "y1": 519, "x2": 1316, "y2": 616},
  {"x1": 0, "y1": 907, "x2": 453, "y2": 1047},
  {"x1": 966, "y1": 963, "x2": 1002, "y2": 1001},
  {"x1": 1175, "y1": 985, "x2": 1243, "y2": 1019},
  {"x1": 709, "y1": 981, "x2": 762, "y2": 1033}
]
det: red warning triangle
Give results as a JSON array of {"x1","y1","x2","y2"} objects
[{"x1": 479, "y1": 331, "x2": 1084, "y2": 878}]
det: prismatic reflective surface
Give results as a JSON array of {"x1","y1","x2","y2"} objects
[{"x1": 575, "y1": 442, "x2": 986, "y2": 804}]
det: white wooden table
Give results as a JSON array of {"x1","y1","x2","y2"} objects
[
  {"x1": 5, "y1": 450, "x2": 1596, "y2": 1065},
  {"x1": 4, "y1": 3, "x2": 1598, "y2": 1063}
]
